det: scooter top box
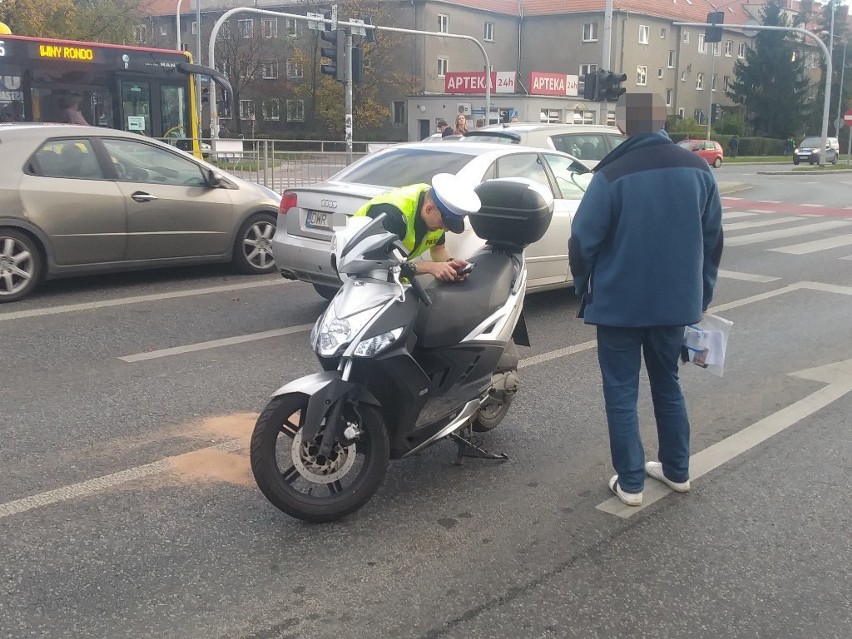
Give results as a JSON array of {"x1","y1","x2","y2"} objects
[{"x1": 470, "y1": 178, "x2": 553, "y2": 249}]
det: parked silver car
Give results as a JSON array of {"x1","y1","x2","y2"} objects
[
  {"x1": 460, "y1": 123, "x2": 626, "y2": 167},
  {"x1": 0, "y1": 124, "x2": 281, "y2": 302},
  {"x1": 272, "y1": 141, "x2": 592, "y2": 299}
]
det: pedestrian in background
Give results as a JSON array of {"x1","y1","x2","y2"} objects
[
  {"x1": 728, "y1": 135, "x2": 739, "y2": 159},
  {"x1": 436, "y1": 119, "x2": 449, "y2": 134},
  {"x1": 568, "y1": 92, "x2": 723, "y2": 506},
  {"x1": 453, "y1": 113, "x2": 468, "y2": 135},
  {"x1": 784, "y1": 136, "x2": 794, "y2": 157}
]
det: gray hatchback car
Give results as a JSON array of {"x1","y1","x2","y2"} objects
[{"x1": 0, "y1": 124, "x2": 281, "y2": 302}]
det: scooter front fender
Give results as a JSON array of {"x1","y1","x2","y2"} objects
[{"x1": 271, "y1": 371, "x2": 382, "y2": 444}]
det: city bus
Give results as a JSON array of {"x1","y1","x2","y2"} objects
[{"x1": 0, "y1": 32, "x2": 230, "y2": 156}]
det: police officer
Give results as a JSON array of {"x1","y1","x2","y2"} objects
[{"x1": 352, "y1": 173, "x2": 480, "y2": 281}]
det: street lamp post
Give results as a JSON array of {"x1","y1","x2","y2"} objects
[{"x1": 175, "y1": 0, "x2": 184, "y2": 51}]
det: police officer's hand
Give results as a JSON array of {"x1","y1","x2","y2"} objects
[{"x1": 419, "y1": 260, "x2": 463, "y2": 281}]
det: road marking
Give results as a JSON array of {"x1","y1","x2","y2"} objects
[
  {"x1": 0, "y1": 440, "x2": 243, "y2": 519},
  {"x1": 119, "y1": 323, "x2": 315, "y2": 362},
  {"x1": 0, "y1": 278, "x2": 290, "y2": 323},
  {"x1": 4, "y1": 282, "x2": 851, "y2": 521},
  {"x1": 769, "y1": 234, "x2": 852, "y2": 255},
  {"x1": 722, "y1": 211, "x2": 758, "y2": 220},
  {"x1": 725, "y1": 220, "x2": 851, "y2": 246},
  {"x1": 717, "y1": 269, "x2": 780, "y2": 283},
  {"x1": 723, "y1": 216, "x2": 804, "y2": 231},
  {"x1": 800, "y1": 203, "x2": 825, "y2": 208},
  {"x1": 597, "y1": 357, "x2": 852, "y2": 518},
  {"x1": 746, "y1": 209, "x2": 777, "y2": 213}
]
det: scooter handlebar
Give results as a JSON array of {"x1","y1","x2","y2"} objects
[{"x1": 400, "y1": 263, "x2": 432, "y2": 307}]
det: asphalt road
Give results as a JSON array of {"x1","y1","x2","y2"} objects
[{"x1": 1, "y1": 169, "x2": 851, "y2": 639}]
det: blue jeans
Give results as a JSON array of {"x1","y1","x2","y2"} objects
[{"x1": 596, "y1": 325, "x2": 691, "y2": 493}]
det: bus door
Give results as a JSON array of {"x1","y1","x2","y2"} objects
[
  {"x1": 159, "y1": 82, "x2": 192, "y2": 152},
  {"x1": 119, "y1": 79, "x2": 152, "y2": 136}
]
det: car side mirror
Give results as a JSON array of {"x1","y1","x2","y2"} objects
[{"x1": 205, "y1": 169, "x2": 222, "y2": 187}]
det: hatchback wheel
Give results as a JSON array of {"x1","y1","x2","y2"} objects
[
  {"x1": 713, "y1": 157, "x2": 722, "y2": 168},
  {"x1": 0, "y1": 229, "x2": 42, "y2": 303},
  {"x1": 234, "y1": 212, "x2": 277, "y2": 274}
]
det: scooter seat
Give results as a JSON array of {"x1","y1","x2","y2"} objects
[{"x1": 414, "y1": 251, "x2": 516, "y2": 349}]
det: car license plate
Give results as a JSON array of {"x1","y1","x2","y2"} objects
[{"x1": 305, "y1": 210, "x2": 331, "y2": 230}]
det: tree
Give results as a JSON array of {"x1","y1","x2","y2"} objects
[
  {"x1": 290, "y1": 0, "x2": 419, "y2": 138},
  {"x1": 0, "y1": 0, "x2": 144, "y2": 43},
  {"x1": 803, "y1": 0, "x2": 850, "y2": 135},
  {"x1": 726, "y1": 0, "x2": 812, "y2": 138}
]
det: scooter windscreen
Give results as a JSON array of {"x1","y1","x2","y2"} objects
[{"x1": 333, "y1": 213, "x2": 409, "y2": 277}]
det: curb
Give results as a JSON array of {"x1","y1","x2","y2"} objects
[{"x1": 718, "y1": 182, "x2": 752, "y2": 195}]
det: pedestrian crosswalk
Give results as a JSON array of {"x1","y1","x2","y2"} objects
[{"x1": 722, "y1": 209, "x2": 852, "y2": 260}]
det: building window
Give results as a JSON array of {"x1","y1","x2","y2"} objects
[
  {"x1": 285, "y1": 18, "x2": 298, "y2": 37},
  {"x1": 681, "y1": 71, "x2": 687, "y2": 82},
  {"x1": 713, "y1": 42, "x2": 721, "y2": 56},
  {"x1": 666, "y1": 89, "x2": 673, "y2": 106},
  {"x1": 133, "y1": 25, "x2": 147, "y2": 43},
  {"x1": 159, "y1": 24, "x2": 167, "y2": 36},
  {"x1": 286, "y1": 58, "x2": 303, "y2": 79},
  {"x1": 696, "y1": 73, "x2": 704, "y2": 90},
  {"x1": 239, "y1": 99, "x2": 255, "y2": 120},
  {"x1": 263, "y1": 98, "x2": 280, "y2": 121},
  {"x1": 219, "y1": 61, "x2": 231, "y2": 78},
  {"x1": 286, "y1": 100, "x2": 304, "y2": 122},
  {"x1": 191, "y1": 21, "x2": 197, "y2": 35},
  {"x1": 723, "y1": 75, "x2": 730, "y2": 92},
  {"x1": 261, "y1": 59, "x2": 278, "y2": 79},
  {"x1": 217, "y1": 21, "x2": 231, "y2": 41},
  {"x1": 540, "y1": 109, "x2": 563, "y2": 124},
  {"x1": 657, "y1": 68, "x2": 664, "y2": 79},
  {"x1": 636, "y1": 65, "x2": 647, "y2": 86},
  {"x1": 438, "y1": 57, "x2": 448, "y2": 77},
  {"x1": 668, "y1": 50, "x2": 676, "y2": 68},
  {"x1": 682, "y1": 30, "x2": 690, "y2": 44},
  {"x1": 712, "y1": 73, "x2": 717, "y2": 91},
  {"x1": 484, "y1": 22, "x2": 494, "y2": 42},
  {"x1": 661, "y1": 27, "x2": 667, "y2": 38},
  {"x1": 583, "y1": 23, "x2": 598, "y2": 42},
  {"x1": 580, "y1": 63, "x2": 597, "y2": 76},
  {"x1": 238, "y1": 19, "x2": 253, "y2": 39},
  {"x1": 639, "y1": 25, "x2": 649, "y2": 44},
  {"x1": 392, "y1": 101, "x2": 405, "y2": 125},
  {"x1": 698, "y1": 33, "x2": 706, "y2": 54},
  {"x1": 261, "y1": 18, "x2": 278, "y2": 38},
  {"x1": 678, "y1": 107, "x2": 685, "y2": 118},
  {"x1": 725, "y1": 40, "x2": 733, "y2": 56},
  {"x1": 738, "y1": 42, "x2": 746, "y2": 58},
  {"x1": 438, "y1": 14, "x2": 449, "y2": 33}
]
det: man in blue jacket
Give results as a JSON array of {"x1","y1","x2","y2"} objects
[{"x1": 569, "y1": 93, "x2": 723, "y2": 506}]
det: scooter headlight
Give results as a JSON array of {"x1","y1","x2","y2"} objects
[
  {"x1": 353, "y1": 327, "x2": 404, "y2": 357},
  {"x1": 315, "y1": 306, "x2": 378, "y2": 358}
]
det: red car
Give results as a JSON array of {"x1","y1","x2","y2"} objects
[{"x1": 677, "y1": 139, "x2": 724, "y2": 168}]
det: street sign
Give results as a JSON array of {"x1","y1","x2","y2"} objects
[{"x1": 845, "y1": 109, "x2": 852, "y2": 124}]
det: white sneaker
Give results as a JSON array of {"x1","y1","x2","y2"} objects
[
  {"x1": 645, "y1": 461, "x2": 691, "y2": 492},
  {"x1": 608, "y1": 475, "x2": 643, "y2": 506}
]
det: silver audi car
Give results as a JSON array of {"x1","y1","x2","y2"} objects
[
  {"x1": 272, "y1": 141, "x2": 592, "y2": 300},
  {"x1": 0, "y1": 124, "x2": 281, "y2": 302}
]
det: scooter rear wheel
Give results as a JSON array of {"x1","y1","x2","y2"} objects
[{"x1": 250, "y1": 392, "x2": 389, "y2": 523}]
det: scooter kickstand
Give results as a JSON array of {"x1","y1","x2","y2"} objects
[{"x1": 450, "y1": 427, "x2": 508, "y2": 465}]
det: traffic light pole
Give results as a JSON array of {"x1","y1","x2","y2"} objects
[
  {"x1": 207, "y1": 7, "x2": 491, "y2": 151},
  {"x1": 676, "y1": 21, "x2": 832, "y2": 166},
  {"x1": 345, "y1": 30, "x2": 353, "y2": 163}
]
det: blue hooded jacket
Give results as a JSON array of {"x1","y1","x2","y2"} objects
[{"x1": 568, "y1": 131, "x2": 723, "y2": 327}]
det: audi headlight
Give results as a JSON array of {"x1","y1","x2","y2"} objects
[
  {"x1": 353, "y1": 327, "x2": 404, "y2": 357},
  {"x1": 315, "y1": 306, "x2": 378, "y2": 358}
]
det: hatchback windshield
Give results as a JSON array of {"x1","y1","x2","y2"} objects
[
  {"x1": 799, "y1": 138, "x2": 822, "y2": 147},
  {"x1": 335, "y1": 149, "x2": 475, "y2": 187}
]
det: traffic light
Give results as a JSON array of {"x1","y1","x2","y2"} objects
[
  {"x1": 582, "y1": 71, "x2": 597, "y2": 101},
  {"x1": 604, "y1": 72, "x2": 627, "y2": 101},
  {"x1": 351, "y1": 46, "x2": 363, "y2": 84},
  {"x1": 320, "y1": 13, "x2": 345, "y2": 82},
  {"x1": 705, "y1": 11, "x2": 724, "y2": 44},
  {"x1": 595, "y1": 69, "x2": 608, "y2": 101}
]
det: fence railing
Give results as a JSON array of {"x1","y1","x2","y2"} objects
[{"x1": 159, "y1": 137, "x2": 395, "y2": 190}]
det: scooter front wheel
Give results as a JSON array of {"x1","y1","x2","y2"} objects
[{"x1": 250, "y1": 392, "x2": 389, "y2": 523}]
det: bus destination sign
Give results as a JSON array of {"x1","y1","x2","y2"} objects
[{"x1": 37, "y1": 43, "x2": 96, "y2": 62}]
